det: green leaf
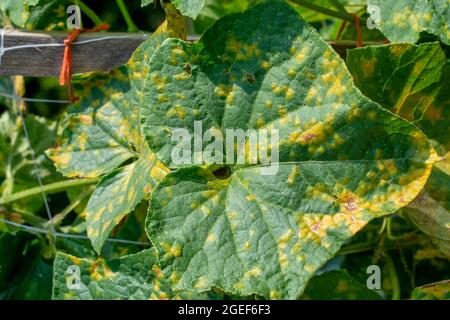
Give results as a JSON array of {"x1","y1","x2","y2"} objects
[
  {"x1": 411, "y1": 280, "x2": 450, "y2": 300},
  {"x1": 346, "y1": 43, "x2": 449, "y2": 126},
  {"x1": 300, "y1": 270, "x2": 382, "y2": 299},
  {"x1": 48, "y1": 21, "x2": 176, "y2": 253},
  {"x1": 85, "y1": 148, "x2": 167, "y2": 254},
  {"x1": 52, "y1": 248, "x2": 210, "y2": 300},
  {"x1": 346, "y1": 42, "x2": 450, "y2": 256},
  {"x1": 0, "y1": 0, "x2": 40, "y2": 27},
  {"x1": 368, "y1": 0, "x2": 450, "y2": 45},
  {"x1": 0, "y1": 237, "x2": 53, "y2": 299},
  {"x1": 0, "y1": 111, "x2": 62, "y2": 213},
  {"x1": 194, "y1": 0, "x2": 249, "y2": 34},
  {"x1": 26, "y1": 0, "x2": 72, "y2": 31},
  {"x1": 141, "y1": 0, "x2": 154, "y2": 7},
  {"x1": 142, "y1": 1, "x2": 434, "y2": 299},
  {"x1": 405, "y1": 177, "x2": 450, "y2": 257},
  {"x1": 47, "y1": 68, "x2": 136, "y2": 179}
]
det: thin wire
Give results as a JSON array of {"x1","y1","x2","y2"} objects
[
  {"x1": 0, "y1": 218, "x2": 150, "y2": 246},
  {"x1": 14, "y1": 96, "x2": 56, "y2": 237}
]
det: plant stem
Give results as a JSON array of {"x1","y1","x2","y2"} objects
[
  {"x1": 385, "y1": 254, "x2": 401, "y2": 300},
  {"x1": 116, "y1": 0, "x2": 139, "y2": 33},
  {"x1": 70, "y1": 0, "x2": 103, "y2": 26},
  {"x1": 288, "y1": 0, "x2": 366, "y2": 23},
  {"x1": 0, "y1": 178, "x2": 99, "y2": 206}
]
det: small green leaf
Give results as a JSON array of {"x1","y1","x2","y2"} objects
[
  {"x1": 301, "y1": 270, "x2": 382, "y2": 300},
  {"x1": 142, "y1": 1, "x2": 434, "y2": 299},
  {"x1": 411, "y1": 280, "x2": 450, "y2": 300},
  {"x1": 368, "y1": 0, "x2": 450, "y2": 45}
]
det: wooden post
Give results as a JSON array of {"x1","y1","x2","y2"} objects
[
  {"x1": 0, "y1": 30, "x2": 148, "y2": 77},
  {"x1": 0, "y1": 30, "x2": 382, "y2": 77}
]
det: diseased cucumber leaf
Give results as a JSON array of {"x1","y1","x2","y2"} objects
[
  {"x1": 300, "y1": 270, "x2": 382, "y2": 299},
  {"x1": 0, "y1": 0, "x2": 69, "y2": 30},
  {"x1": 411, "y1": 280, "x2": 450, "y2": 300},
  {"x1": 141, "y1": 1, "x2": 434, "y2": 299},
  {"x1": 346, "y1": 42, "x2": 450, "y2": 257},
  {"x1": 47, "y1": 19, "x2": 179, "y2": 254},
  {"x1": 368, "y1": 0, "x2": 450, "y2": 45},
  {"x1": 52, "y1": 249, "x2": 215, "y2": 300}
]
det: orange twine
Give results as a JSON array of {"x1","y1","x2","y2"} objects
[{"x1": 59, "y1": 24, "x2": 110, "y2": 102}]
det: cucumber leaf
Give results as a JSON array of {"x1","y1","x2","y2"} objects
[{"x1": 347, "y1": 42, "x2": 450, "y2": 257}]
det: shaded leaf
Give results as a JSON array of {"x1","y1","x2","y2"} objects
[
  {"x1": 347, "y1": 42, "x2": 450, "y2": 256},
  {"x1": 48, "y1": 20, "x2": 177, "y2": 253},
  {"x1": 368, "y1": 0, "x2": 450, "y2": 45},
  {"x1": 142, "y1": 0, "x2": 205, "y2": 19},
  {"x1": 0, "y1": 0, "x2": 40, "y2": 27},
  {"x1": 143, "y1": 1, "x2": 434, "y2": 299}
]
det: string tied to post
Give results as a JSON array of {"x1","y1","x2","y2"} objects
[{"x1": 59, "y1": 23, "x2": 110, "y2": 103}]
